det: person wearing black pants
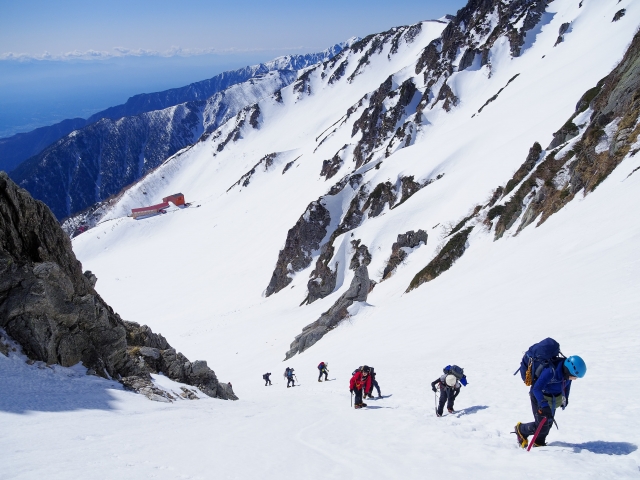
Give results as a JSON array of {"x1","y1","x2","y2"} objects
[
  {"x1": 263, "y1": 373, "x2": 272, "y2": 386},
  {"x1": 431, "y1": 374, "x2": 460, "y2": 416},
  {"x1": 366, "y1": 367, "x2": 381, "y2": 398}
]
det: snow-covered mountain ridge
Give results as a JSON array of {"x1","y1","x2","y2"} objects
[
  {"x1": 3, "y1": 0, "x2": 640, "y2": 477},
  {"x1": 0, "y1": 43, "x2": 350, "y2": 175},
  {"x1": 5, "y1": 44, "x2": 351, "y2": 221}
]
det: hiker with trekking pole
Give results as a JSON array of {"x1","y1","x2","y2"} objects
[
  {"x1": 513, "y1": 338, "x2": 586, "y2": 450},
  {"x1": 350, "y1": 365, "x2": 372, "y2": 409},
  {"x1": 284, "y1": 367, "x2": 296, "y2": 388},
  {"x1": 431, "y1": 364, "x2": 468, "y2": 417}
]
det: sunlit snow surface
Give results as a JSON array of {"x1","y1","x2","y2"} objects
[{"x1": 2, "y1": 0, "x2": 640, "y2": 478}]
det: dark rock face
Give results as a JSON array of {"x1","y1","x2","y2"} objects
[
  {"x1": 0, "y1": 173, "x2": 236, "y2": 401},
  {"x1": 415, "y1": 0, "x2": 550, "y2": 117},
  {"x1": 265, "y1": 200, "x2": 331, "y2": 296},
  {"x1": 321, "y1": 146, "x2": 347, "y2": 180},
  {"x1": 612, "y1": 9, "x2": 626, "y2": 22},
  {"x1": 228, "y1": 153, "x2": 278, "y2": 191},
  {"x1": 352, "y1": 78, "x2": 418, "y2": 168},
  {"x1": 362, "y1": 181, "x2": 397, "y2": 217},
  {"x1": 407, "y1": 227, "x2": 473, "y2": 292},
  {"x1": 382, "y1": 230, "x2": 428, "y2": 280},
  {"x1": 349, "y1": 240, "x2": 372, "y2": 270},
  {"x1": 285, "y1": 254, "x2": 371, "y2": 359},
  {"x1": 492, "y1": 29, "x2": 640, "y2": 240},
  {"x1": 554, "y1": 22, "x2": 571, "y2": 46},
  {"x1": 305, "y1": 242, "x2": 339, "y2": 305},
  {"x1": 436, "y1": 83, "x2": 460, "y2": 112},
  {"x1": 503, "y1": 142, "x2": 543, "y2": 195},
  {"x1": 459, "y1": 48, "x2": 479, "y2": 71}
]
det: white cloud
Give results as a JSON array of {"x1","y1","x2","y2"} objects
[{"x1": 0, "y1": 45, "x2": 309, "y2": 61}]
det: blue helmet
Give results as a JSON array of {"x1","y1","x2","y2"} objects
[{"x1": 564, "y1": 356, "x2": 587, "y2": 378}]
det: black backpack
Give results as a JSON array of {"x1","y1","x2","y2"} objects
[
  {"x1": 443, "y1": 365, "x2": 464, "y2": 379},
  {"x1": 516, "y1": 338, "x2": 564, "y2": 386}
]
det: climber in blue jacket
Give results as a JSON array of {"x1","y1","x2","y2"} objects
[{"x1": 515, "y1": 355, "x2": 586, "y2": 448}]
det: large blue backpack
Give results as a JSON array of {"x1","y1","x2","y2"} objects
[
  {"x1": 516, "y1": 338, "x2": 563, "y2": 386},
  {"x1": 443, "y1": 365, "x2": 464, "y2": 379}
]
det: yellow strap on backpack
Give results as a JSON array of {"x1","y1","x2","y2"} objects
[{"x1": 525, "y1": 359, "x2": 533, "y2": 387}]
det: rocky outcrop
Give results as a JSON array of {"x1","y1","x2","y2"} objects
[
  {"x1": 265, "y1": 200, "x2": 331, "y2": 296},
  {"x1": 0, "y1": 173, "x2": 236, "y2": 401},
  {"x1": 612, "y1": 9, "x2": 626, "y2": 22},
  {"x1": 362, "y1": 181, "x2": 397, "y2": 217},
  {"x1": 320, "y1": 146, "x2": 348, "y2": 180},
  {"x1": 228, "y1": 153, "x2": 278, "y2": 191},
  {"x1": 415, "y1": 0, "x2": 550, "y2": 117},
  {"x1": 352, "y1": 78, "x2": 418, "y2": 168},
  {"x1": 407, "y1": 227, "x2": 472, "y2": 292},
  {"x1": 382, "y1": 230, "x2": 428, "y2": 280},
  {"x1": 554, "y1": 22, "x2": 571, "y2": 46},
  {"x1": 491, "y1": 29, "x2": 640, "y2": 240},
  {"x1": 285, "y1": 247, "x2": 371, "y2": 359},
  {"x1": 503, "y1": 142, "x2": 543, "y2": 196}
]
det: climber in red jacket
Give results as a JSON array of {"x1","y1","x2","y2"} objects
[{"x1": 349, "y1": 365, "x2": 372, "y2": 409}]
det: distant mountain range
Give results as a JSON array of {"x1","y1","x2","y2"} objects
[
  {"x1": 3, "y1": 43, "x2": 351, "y2": 219},
  {"x1": 0, "y1": 43, "x2": 347, "y2": 175}
]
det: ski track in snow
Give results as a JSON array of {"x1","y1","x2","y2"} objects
[{"x1": 2, "y1": 0, "x2": 640, "y2": 478}]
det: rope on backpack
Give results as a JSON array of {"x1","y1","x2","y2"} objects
[{"x1": 525, "y1": 358, "x2": 533, "y2": 387}]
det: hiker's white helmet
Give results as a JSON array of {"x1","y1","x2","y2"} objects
[{"x1": 445, "y1": 375, "x2": 457, "y2": 387}]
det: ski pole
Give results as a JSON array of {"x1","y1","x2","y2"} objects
[{"x1": 351, "y1": 391, "x2": 353, "y2": 407}]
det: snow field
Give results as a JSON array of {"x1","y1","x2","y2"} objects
[{"x1": 2, "y1": 0, "x2": 640, "y2": 478}]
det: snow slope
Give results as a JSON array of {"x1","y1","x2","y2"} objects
[{"x1": 2, "y1": 0, "x2": 640, "y2": 478}]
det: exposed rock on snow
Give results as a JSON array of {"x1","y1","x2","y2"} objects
[
  {"x1": 320, "y1": 145, "x2": 348, "y2": 180},
  {"x1": 362, "y1": 181, "x2": 397, "y2": 218},
  {"x1": 265, "y1": 200, "x2": 331, "y2": 296},
  {"x1": 407, "y1": 227, "x2": 473, "y2": 292},
  {"x1": 382, "y1": 230, "x2": 428, "y2": 280},
  {"x1": 612, "y1": 9, "x2": 626, "y2": 23},
  {"x1": 504, "y1": 142, "x2": 543, "y2": 196},
  {"x1": 228, "y1": 152, "x2": 278, "y2": 191},
  {"x1": 554, "y1": 22, "x2": 571, "y2": 46},
  {"x1": 352, "y1": 77, "x2": 418, "y2": 167},
  {"x1": 490, "y1": 29, "x2": 640, "y2": 239},
  {"x1": 285, "y1": 261, "x2": 371, "y2": 359},
  {"x1": 0, "y1": 173, "x2": 236, "y2": 400}
]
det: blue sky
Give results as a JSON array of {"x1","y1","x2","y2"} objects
[{"x1": 0, "y1": 0, "x2": 467, "y2": 137}]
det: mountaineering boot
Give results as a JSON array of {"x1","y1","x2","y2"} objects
[
  {"x1": 448, "y1": 408, "x2": 455, "y2": 414},
  {"x1": 532, "y1": 441, "x2": 547, "y2": 448},
  {"x1": 514, "y1": 422, "x2": 528, "y2": 449},
  {"x1": 355, "y1": 403, "x2": 364, "y2": 409},
  {"x1": 318, "y1": 379, "x2": 322, "y2": 382}
]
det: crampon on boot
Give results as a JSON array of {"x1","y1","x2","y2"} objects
[{"x1": 513, "y1": 422, "x2": 529, "y2": 449}]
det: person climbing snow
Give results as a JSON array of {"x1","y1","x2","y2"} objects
[
  {"x1": 431, "y1": 365, "x2": 467, "y2": 416},
  {"x1": 318, "y1": 362, "x2": 329, "y2": 382},
  {"x1": 515, "y1": 354, "x2": 586, "y2": 448},
  {"x1": 284, "y1": 367, "x2": 296, "y2": 388},
  {"x1": 350, "y1": 365, "x2": 372, "y2": 409},
  {"x1": 263, "y1": 372, "x2": 272, "y2": 386},
  {"x1": 365, "y1": 366, "x2": 381, "y2": 399}
]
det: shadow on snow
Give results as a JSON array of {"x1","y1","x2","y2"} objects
[
  {"x1": 547, "y1": 441, "x2": 638, "y2": 456},
  {"x1": 454, "y1": 405, "x2": 489, "y2": 417}
]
